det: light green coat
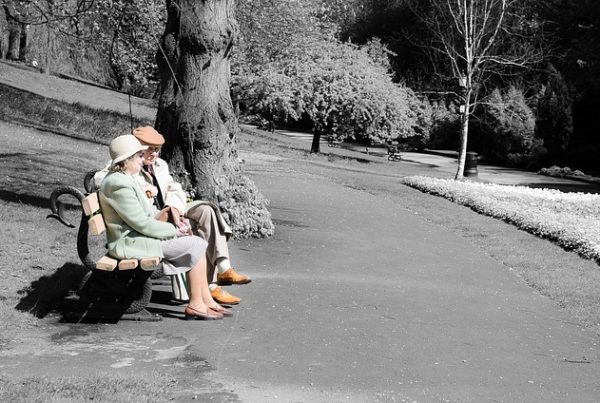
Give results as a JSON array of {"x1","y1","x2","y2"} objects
[{"x1": 99, "y1": 171, "x2": 176, "y2": 260}]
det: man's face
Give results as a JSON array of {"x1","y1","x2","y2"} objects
[{"x1": 141, "y1": 145, "x2": 161, "y2": 166}]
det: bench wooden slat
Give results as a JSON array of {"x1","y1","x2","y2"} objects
[
  {"x1": 140, "y1": 257, "x2": 161, "y2": 271},
  {"x1": 118, "y1": 259, "x2": 139, "y2": 270},
  {"x1": 82, "y1": 193, "x2": 100, "y2": 216},
  {"x1": 95, "y1": 256, "x2": 160, "y2": 272},
  {"x1": 96, "y1": 255, "x2": 118, "y2": 271},
  {"x1": 88, "y1": 214, "x2": 106, "y2": 235}
]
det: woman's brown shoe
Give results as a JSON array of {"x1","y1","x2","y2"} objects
[
  {"x1": 209, "y1": 305, "x2": 233, "y2": 317},
  {"x1": 185, "y1": 305, "x2": 223, "y2": 320}
]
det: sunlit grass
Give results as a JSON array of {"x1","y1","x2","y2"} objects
[
  {"x1": 402, "y1": 176, "x2": 600, "y2": 261},
  {"x1": 0, "y1": 83, "x2": 145, "y2": 144}
]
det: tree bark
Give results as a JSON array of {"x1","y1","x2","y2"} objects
[
  {"x1": 6, "y1": 21, "x2": 20, "y2": 60},
  {"x1": 455, "y1": 86, "x2": 472, "y2": 180},
  {"x1": 17, "y1": 22, "x2": 27, "y2": 61},
  {"x1": 0, "y1": 6, "x2": 7, "y2": 59},
  {"x1": 155, "y1": 0, "x2": 273, "y2": 238},
  {"x1": 310, "y1": 130, "x2": 322, "y2": 153},
  {"x1": 455, "y1": 108, "x2": 469, "y2": 180}
]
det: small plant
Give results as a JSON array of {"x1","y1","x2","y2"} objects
[{"x1": 538, "y1": 166, "x2": 586, "y2": 178}]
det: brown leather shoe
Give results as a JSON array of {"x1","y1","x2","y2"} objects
[
  {"x1": 210, "y1": 286, "x2": 241, "y2": 305},
  {"x1": 209, "y1": 305, "x2": 233, "y2": 317},
  {"x1": 217, "y1": 268, "x2": 252, "y2": 285}
]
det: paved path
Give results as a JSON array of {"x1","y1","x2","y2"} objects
[{"x1": 227, "y1": 164, "x2": 600, "y2": 402}]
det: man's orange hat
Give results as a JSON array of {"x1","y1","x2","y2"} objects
[{"x1": 132, "y1": 126, "x2": 165, "y2": 146}]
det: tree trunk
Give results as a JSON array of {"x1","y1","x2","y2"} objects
[
  {"x1": 43, "y1": 23, "x2": 50, "y2": 74},
  {"x1": 0, "y1": 6, "x2": 7, "y2": 59},
  {"x1": 455, "y1": 109, "x2": 469, "y2": 180},
  {"x1": 17, "y1": 23, "x2": 27, "y2": 61},
  {"x1": 155, "y1": 0, "x2": 273, "y2": 238},
  {"x1": 6, "y1": 20, "x2": 20, "y2": 60},
  {"x1": 455, "y1": 85, "x2": 473, "y2": 180},
  {"x1": 310, "y1": 130, "x2": 321, "y2": 153}
]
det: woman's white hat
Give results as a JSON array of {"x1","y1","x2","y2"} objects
[{"x1": 109, "y1": 134, "x2": 148, "y2": 166}]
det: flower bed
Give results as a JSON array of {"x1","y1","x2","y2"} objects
[{"x1": 402, "y1": 176, "x2": 600, "y2": 262}]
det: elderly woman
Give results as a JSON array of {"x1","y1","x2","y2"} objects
[{"x1": 98, "y1": 134, "x2": 231, "y2": 320}]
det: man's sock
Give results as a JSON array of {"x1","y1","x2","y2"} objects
[
  {"x1": 216, "y1": 257, "x2": 232, "y2": 274},
  {"x1": 208, "y1": 283, "x2": 218, "y2": 291}
]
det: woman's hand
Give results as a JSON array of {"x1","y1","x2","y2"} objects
[{"x1": 176, "y1": 218, "x2": 193, "y2": 237}]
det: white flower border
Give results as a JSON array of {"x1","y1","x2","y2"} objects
[{"x1": 402, "y1": 176, "x2": 600, "y2": 262}]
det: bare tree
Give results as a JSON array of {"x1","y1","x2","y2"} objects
[
  {"x1": 415, "y1": 0, "x2": 542, "y2": 179},
  {"x1": 155, "y1": 0, "x2": 273, "y2": 238}
]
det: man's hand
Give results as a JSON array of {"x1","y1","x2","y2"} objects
[{"x1": 169, "y1": 206, "x2": 181, "y2": 218}]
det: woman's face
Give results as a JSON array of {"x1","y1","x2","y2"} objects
[
  {"x1": 124, "y1": 151, "x2": 145, "y2": 175},
  {"x1": 142, "y1": 146, "x2": 161, "y2": 166}
]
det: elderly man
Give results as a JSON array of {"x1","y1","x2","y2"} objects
[{"x1": 94, "y1": 126, "x2": 250, "y2": 304}]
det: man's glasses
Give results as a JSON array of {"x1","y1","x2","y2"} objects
[{"x1": 146, "y1": 146, "x2": 162, "y2": 153}]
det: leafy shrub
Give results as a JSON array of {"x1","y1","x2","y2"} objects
[
  {"x1": 426, "y1": 98, "x2": 460, "y2": 150},
  {"x1": 538, "y1": 166, "x2": 586, "y2": 178},
  {"x1": 477, "y1": 86, "x2": 536, "y2": 165}
]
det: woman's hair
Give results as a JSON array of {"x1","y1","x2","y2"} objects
[{"x1": 110, "y1": 153, "x2": 138, "y2": 173}]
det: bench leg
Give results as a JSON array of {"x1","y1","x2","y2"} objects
[{"x1": 77, "y1": 270, "x2": 155, "y2": 316}]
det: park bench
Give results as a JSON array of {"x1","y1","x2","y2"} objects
[
  {"x1": 327, "y1": 135, "x2": 341, "y2": 147},
  {"x1": 48, "y1": 171, "x2": 167, "y2": 321}
]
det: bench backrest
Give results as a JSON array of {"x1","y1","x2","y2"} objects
[{"x1": 82, "y1": 192, "x2": 106, "y2": 236}]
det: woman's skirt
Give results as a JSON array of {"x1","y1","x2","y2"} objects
[{"x1": 160, "y1": 235, "x2": 207, "y2": 275}]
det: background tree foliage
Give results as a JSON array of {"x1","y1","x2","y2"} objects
[
  {"x1": 339, "y1": 0, "x2": 599, "y2": 172},
  {"x1": 475, "y1": 86, "x2": 537, "y2": 166},
  {"x1": 3, "y1": 0, "x2": 600, "y2": 172},
  {"x1": 0, "y1": 0, "x2": 163, "y2": 95},
  {"x1": 233, "y1": 0, "x2": 428, "y2": 152},
  {"x1": 93, "y1": 0, "x2": 164, "y2": 95}
]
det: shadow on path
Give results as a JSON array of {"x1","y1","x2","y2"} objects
[{"x1": 15, "y1": 262, "x2": 87, "y2": 318}]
